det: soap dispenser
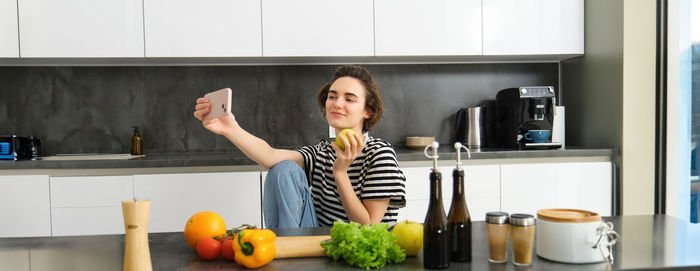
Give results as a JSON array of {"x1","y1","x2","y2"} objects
[{"x1": 131, "y1": 126, "x2": 143, "y2": 155}]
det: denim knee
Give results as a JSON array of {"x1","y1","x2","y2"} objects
[
  {"x1": 269, "y1": 160, "x2": 301, "y2": 175},
  {"x1": 263, "y1": 160, "x2": 315, "y2": 228},
  {"x1": 266, "y1": 160, "x2": 303, "y2": 187}
]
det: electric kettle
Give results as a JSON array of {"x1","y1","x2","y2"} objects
[{"x1": 455, "y1": 107, "x2": 485, "y2": 149}]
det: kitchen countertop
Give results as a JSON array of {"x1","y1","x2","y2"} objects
[
  {"x1": 0, "y1": 147, "x2": 615, "y2": 170},
  {"x1": 1, "y1": 215, "x2": 698, "y2": 271}
]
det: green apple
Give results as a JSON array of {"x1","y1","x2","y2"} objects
[
  {"x1": 392, "y1": 220, "x2": 424, "y2": 256},
  {"x1": 334, "y1": 129, "x2": 356, "y2": 151}
]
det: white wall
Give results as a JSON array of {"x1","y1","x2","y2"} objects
[{"x1": 621, "y1": 0, "x2": 656, "y2": 215}]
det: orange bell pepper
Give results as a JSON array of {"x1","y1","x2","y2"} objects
[{"x1": 233, "y1": 228, "x2": 277, "y2": 268}]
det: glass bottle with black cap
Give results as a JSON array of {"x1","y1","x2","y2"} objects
[
  {"x1": 423, "y1": 142, "x2": 450, "y2": 269},
  {"x1": 447, "y1": 142, "x2": 472, "y2": 262}
]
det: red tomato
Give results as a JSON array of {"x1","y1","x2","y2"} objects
[
  {"x1": 217, "y1": 233, "x2": 234, "y2": 246},
  {"x1": 221, "y1": 239, "x2": 236, "y2": 261},
  {"x1": 196, "y1": 237, "x2": 221, "y2": 260}
]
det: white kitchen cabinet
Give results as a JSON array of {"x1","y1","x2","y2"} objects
[
  {"x1": 398, "y1": 200, "x2": 430, "y2": 223},
  {"x1": 18, "y1": 0, "x2": 144, "y2": 57},
  {"x1": 51, "y1": 206, "x2": 127, "y2": 237},
  {"x1": 144, "y1": 0, "x2": 262, "y2": 57},
  {"x1": 50, "y1": 176, "x2": 133, "y2": 208},
  {"x1": 49, "y1": 176, "x2": 133, "y2": 236},
  {"x1": 500, "y1": 162, "x2": 612, "y2": 216},
  {"x1": 397, "y1": 197, "x2": 500, "y2": 224},
  {"x1": 133, "y1": 171, "x2": 262, "y2": 233},
  {"x1": 400, "y1": 165, "x2": 500, "y2": 222},
  {"x1": 0, "y1": 0, "x2": 19, "y2": 57},
  {"x1": 482, "y1": 0, "x2": 584, "y2": 55},
  {"x1": 261, "y1": 0, "x2": 374, "y2": 56},
  {"x1": 374, "y1": 0, "x2": 482, "y2": 56},
  {"x1": 0, "y1": 175, "x2": 51, "y2": 237}
]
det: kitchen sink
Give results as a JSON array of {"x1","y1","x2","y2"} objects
[{"x1": 39, "y1": 154, "x2": 146, "y2": 161}]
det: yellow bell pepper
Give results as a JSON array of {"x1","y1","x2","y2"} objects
[{"x1": 233, "y1": 228, "x2": 277, "y2": 268}]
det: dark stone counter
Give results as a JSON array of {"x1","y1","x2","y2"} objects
[
  {"x1": 1, "y1": 215, "x2": 697, "y2": 271},
  {"x1": 0, "y1": 148, "x2": 615, "y2": 170}
]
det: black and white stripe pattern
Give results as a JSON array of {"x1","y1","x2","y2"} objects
[{"x1": 298, "y1": 137, "x2": 406, "y2": 226}]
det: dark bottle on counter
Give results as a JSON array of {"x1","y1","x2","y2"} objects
[
  {"x1": 447, "y1": 142, "x2": 472, "y2": 262},
  {"x1": 423, "y1": 142, "x2": 450, "y2": 269},
  {"x1": 131, "y1": 126, "x2": 143, "y2": 155}
]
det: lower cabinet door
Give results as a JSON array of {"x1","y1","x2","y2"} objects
[
  {"x1": 401, "y1": 164, "x2": 500, "y2": 223},
  {"x1": 500, "y1": 162, "x2": 612, "y2": 216},
  {"x1": 397, "y1": 197, "x2": 498, "y2": 223},
  {"x1": 133, "y1": 172, "x2": 262, "y2": 233},
  {"x1": 397, "y1": 200, "x2": 430, "y2": 223},
  {"x1": 50, "y1": 176, "x2": 134, "y2": 208},
  {"x1": 0, "y1": 175, "x2": 51, "y2": 237},
  {"x1": 49, "y1": 175, "x2": 134, "y2": 236},
  {"x1": 463, "y1": 197, "x2": 501, "y2": 222},
  {"x1": 51, "y1": 206, "x2": 125, "y2": 236}
]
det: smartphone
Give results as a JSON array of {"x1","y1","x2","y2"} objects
[{"x1": 203, "y1": 88, "x2": 232, "y2": 121}]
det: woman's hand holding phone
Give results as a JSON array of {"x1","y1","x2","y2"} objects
[{"x1": 194, "y1": 89, "x2": 236, "y2": 136}]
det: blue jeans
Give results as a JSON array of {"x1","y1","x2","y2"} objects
[{"x1": 263, "y1": 160, "x2": 319, "y2": 228}]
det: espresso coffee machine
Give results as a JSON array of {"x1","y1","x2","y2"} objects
[
  {"x1": 495, "y1": 86, "x2": 562, "y2": 149},
  {"x1": 0, "y1": 135, "x2": 41, "y2": 160}
]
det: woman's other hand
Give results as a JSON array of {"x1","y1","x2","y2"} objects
[
  {"x1": 331, "y1": 131, "x2": 365, "y2": 174},
  {"x1": 194, "y1": 97, "x2": 236, "y2": 136}
]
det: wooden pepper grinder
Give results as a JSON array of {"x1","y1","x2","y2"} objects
[{"x1": 122, "y1": 200, "x2": 153, "y2": 271}]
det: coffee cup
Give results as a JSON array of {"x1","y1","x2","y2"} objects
[{"x1": 524, "y1": 130, "x2": 550, "y2": 143}]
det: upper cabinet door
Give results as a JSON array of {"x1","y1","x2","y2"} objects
[
  {"x1": 18, "y1": 0, "x2": 144, "y2": 57},
  {"x1": 0, "y1": 0, "x2": 19, "y2": 57},
  {"x1": 375, "y1": 0, "x2": 481, "y2": 56},
  {"x1": 482, "y1": 0, "x2": 583, "y2": 55},
  {"x1": 262, "y1": 0, "x2": 374, "y2": 57},
  {"x1": 144, "y1": 0, "x2": 262, "y2": 57}
]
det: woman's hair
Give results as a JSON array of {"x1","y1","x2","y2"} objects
[{"x1": 317, "y1": 65, "x2": 384, "y2": 132}]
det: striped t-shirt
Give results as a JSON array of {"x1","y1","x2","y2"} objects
[{"x1": 297, "y1": 136, "x2": 406, "y2": 226}]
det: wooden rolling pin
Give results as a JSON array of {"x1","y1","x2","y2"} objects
[{"x1": 274, "y1": 235, "x2": 330, "y2": 259}]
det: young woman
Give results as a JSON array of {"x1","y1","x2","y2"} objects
[{"x1": 193, "y1": 65, "x2": 405, "y2": 228}]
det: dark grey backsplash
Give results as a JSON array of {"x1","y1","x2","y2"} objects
[{"x1": 0, "y1": 64, "x2": 557, "y2": 155}]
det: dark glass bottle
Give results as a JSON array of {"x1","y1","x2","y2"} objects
[
  {"x1": 447, "y1": 168, "x2": 472, "y2": 262},
  {"x1": 131, "y1": 126, "x2": 143, "y2": 155},
  {"x1": 423, "y1": 170, "x2": 450, "y2": 269}
]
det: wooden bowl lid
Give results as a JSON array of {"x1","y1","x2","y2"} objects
[{"x1": 537, "y1": 208, "x2": 601, "y2": 223}]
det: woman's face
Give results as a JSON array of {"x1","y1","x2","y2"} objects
[{"x1": 325, "y1": 76, "x2": 371, "y2": 134}]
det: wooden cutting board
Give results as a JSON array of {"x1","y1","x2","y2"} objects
[{"x1": 274, "y1": 235, "x2": 330, "y2": 259}]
